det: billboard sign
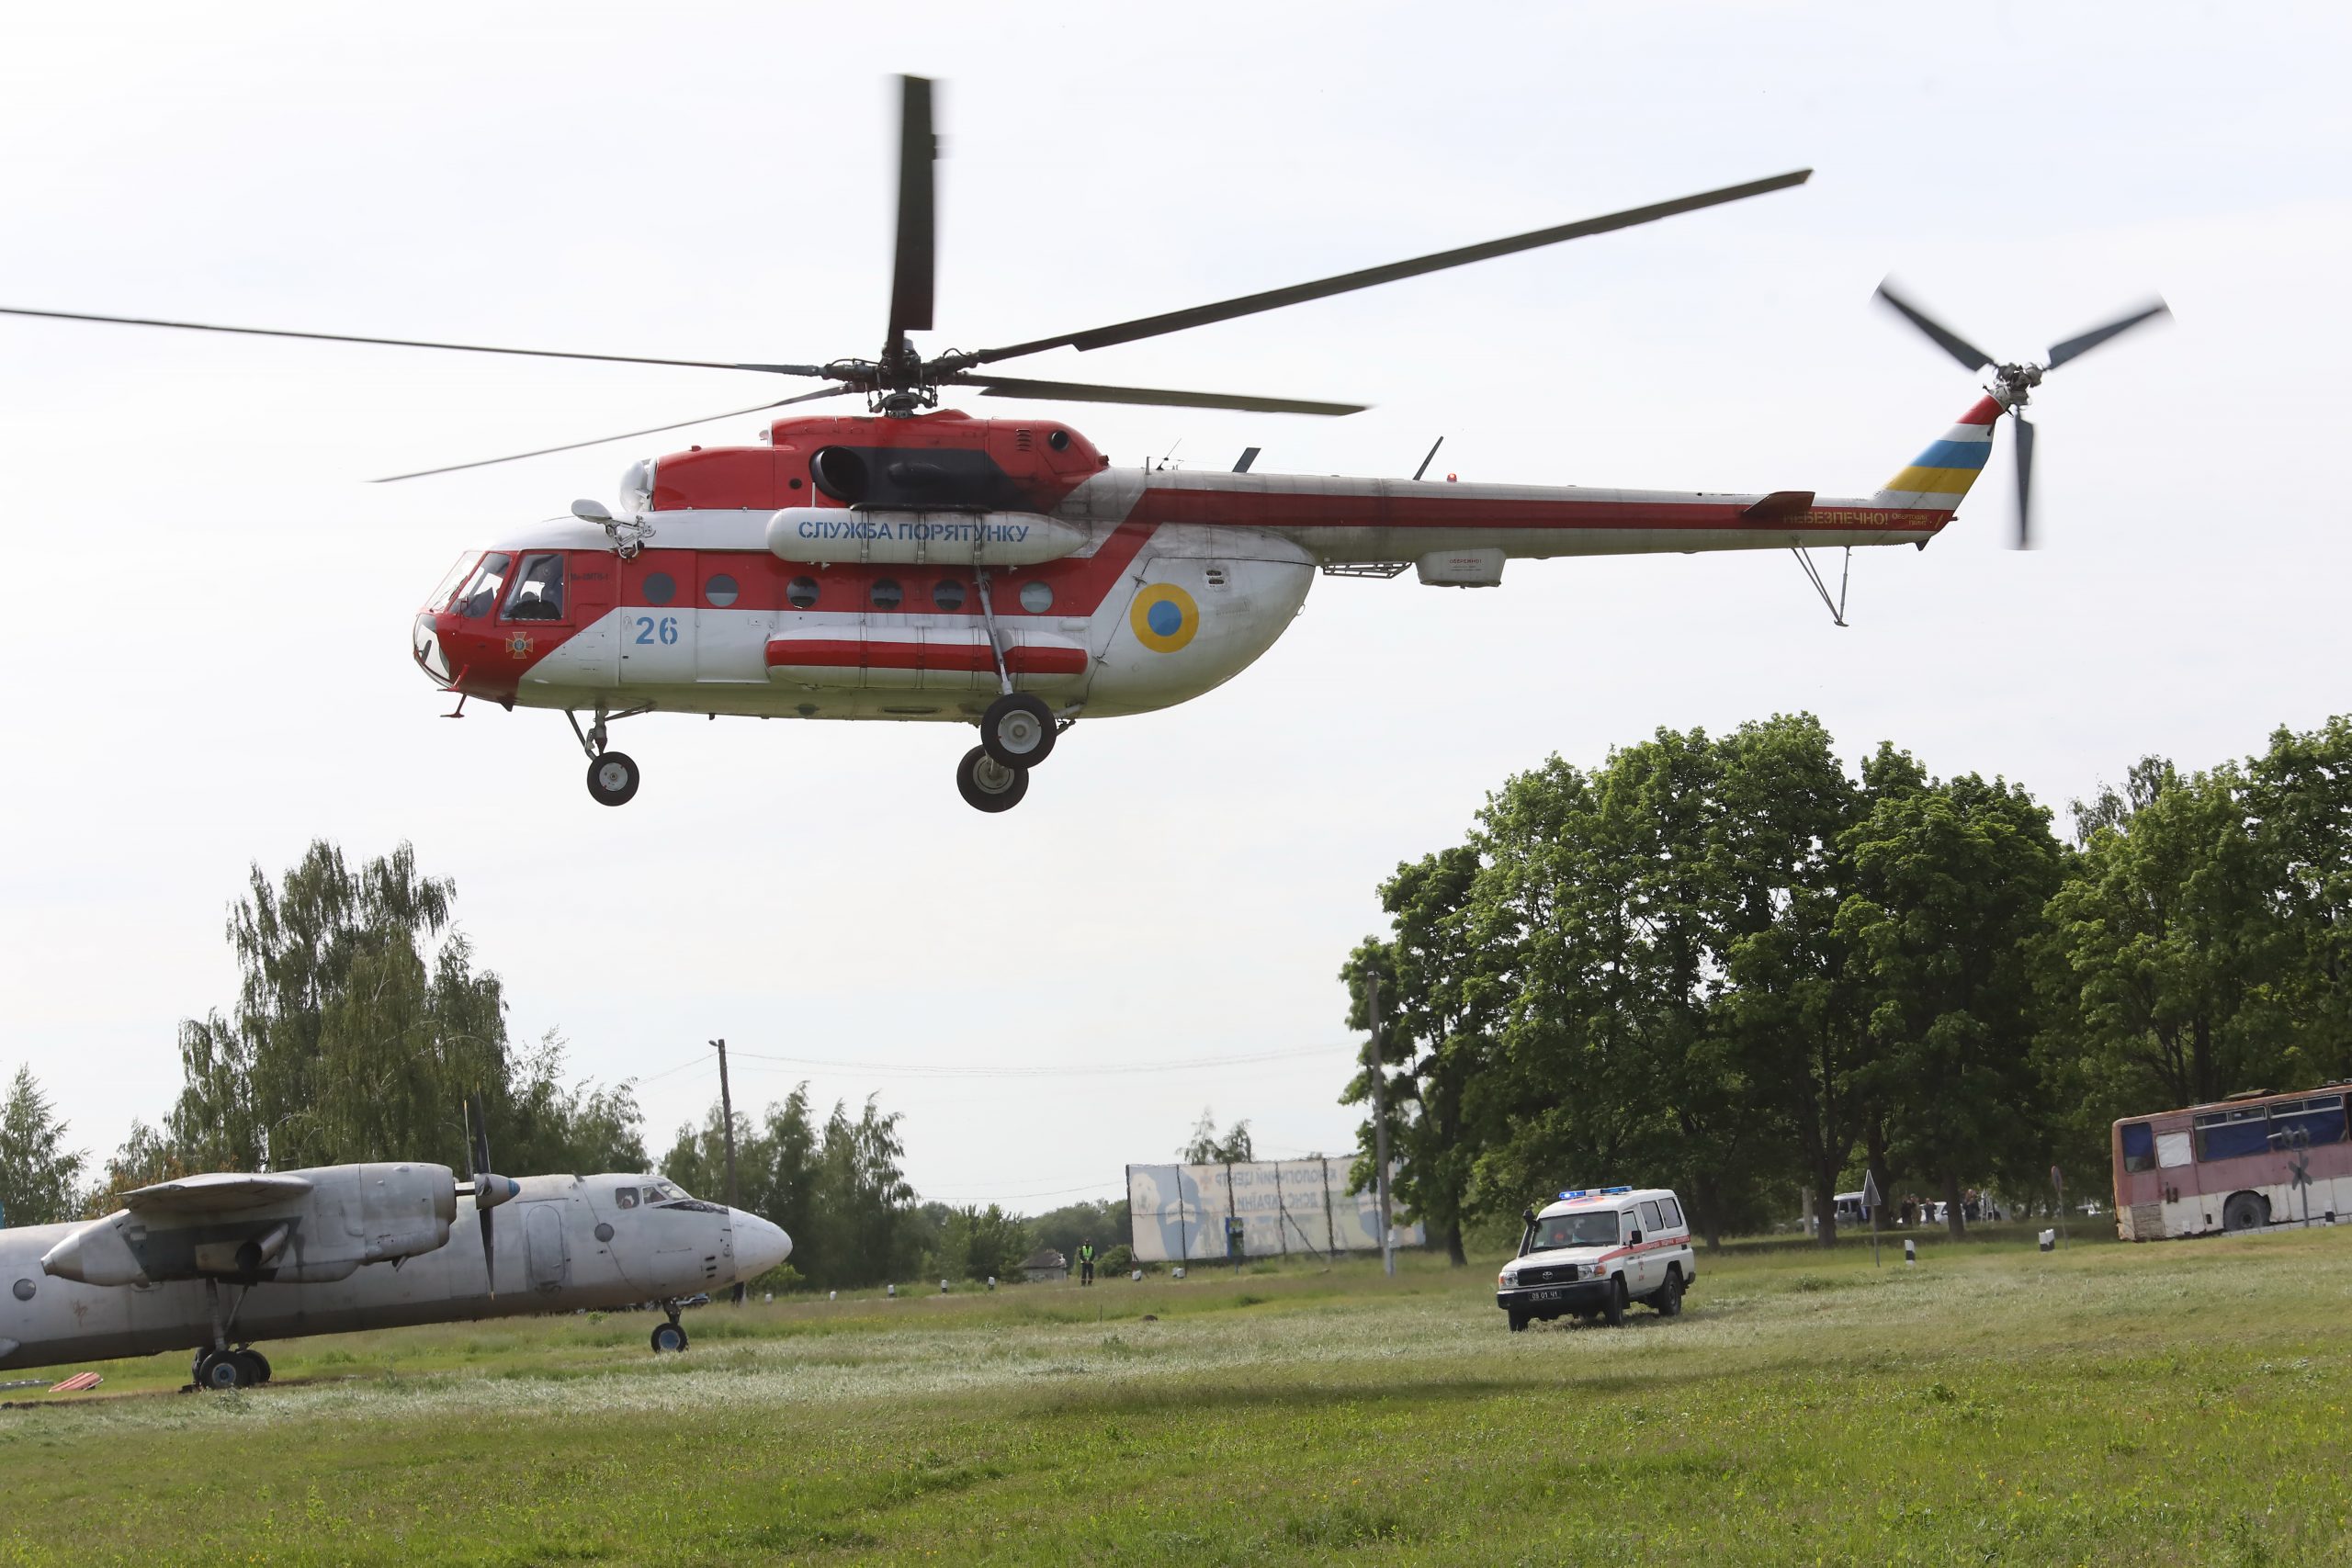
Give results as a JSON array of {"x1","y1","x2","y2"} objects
[{"x1": 1125, "y1": 1157, "x2": 1425, "y2": 1262}]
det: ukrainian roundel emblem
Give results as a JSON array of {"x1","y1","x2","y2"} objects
[{"x1": 1129, "y1": 583, "x2": 1199, "y2": 653}]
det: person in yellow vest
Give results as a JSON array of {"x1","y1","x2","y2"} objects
[{"x1": 1077, "y1": 1240, "x2": 1097, "y2": 1285}]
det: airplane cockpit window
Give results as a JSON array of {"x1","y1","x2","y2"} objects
[
  {"x1": 614, "y1": 1187, "x2": 639, "y2": 1210},
  {"x1": 455, "y1": 554, "x2": 513, "y2": 618},
  {"x1": 645, "y1": 1181, "x2": 684, "y2": 1205},
  {"x1": 503, "y1": 553, "x2": 565, "y2": 621}
]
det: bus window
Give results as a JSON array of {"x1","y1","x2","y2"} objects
[
  {"x1": 2271, "y1": 1095, "x2": 2348, "y2": 1148},
  {"x1": 2120, "y1": 1122, "x2": 2155, "y2": 1173}
]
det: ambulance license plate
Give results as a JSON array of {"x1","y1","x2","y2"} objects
[{"x1": 1524, "y1": 1288, "x2": 1566, "y2": 1303}]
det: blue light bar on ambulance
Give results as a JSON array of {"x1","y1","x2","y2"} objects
[
  {"x1": 1601, "y1": 1185, "x2": 1633, "y2": 1194},
  {"x1": 1558, "y1": 1190, "x2": 1589, "y2": 1200}
]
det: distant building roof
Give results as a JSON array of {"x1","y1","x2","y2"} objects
[{"x1": 1022, "y1": 1248, "x2": 1067, "y2": 1270}]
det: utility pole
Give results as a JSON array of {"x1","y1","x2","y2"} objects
[
  {"x1": 712, "y1": 1038, "x2": 742, "y2": 1303},
  {"x1": 1367, "y1": 974, "x2": 1395, "y2": 1280}
]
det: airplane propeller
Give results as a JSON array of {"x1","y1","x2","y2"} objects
[
  {"x1": 1873, "y1": 280, "x2": 2170, "y2": 548},
  {"x1": 459, "y1": 1093, "x2": 519, "y2": 1297},
  {"x1": 0, "y1": 76, "x2": 1812, "y2": 477}
]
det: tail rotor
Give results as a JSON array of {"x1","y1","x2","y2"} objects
[{"x1": 1874, "y1": 280, "x2": 2169, "y2": 547}]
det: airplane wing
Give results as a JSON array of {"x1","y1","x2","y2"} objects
[{"x1": 120, "y1": 1172, "x2": 314, "y2": 1213}]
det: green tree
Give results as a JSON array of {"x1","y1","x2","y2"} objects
[
  {"x1": 1030, "y1": 1197, "x2": 1128, "y2": 1267},
  {"x1": 1340, "y1": 847, "x2": 1506, "y2": 1264},
  {"x1": 0, "y1": 1066, "x2": 85, "y2": 1226},
  {"x1": 1181, "y1": 1110, "x2": 1254, "y2": 1164},
  {"x1": 926, "y1": 1204, "x2": 1034, "y2": 1281},
  {"x1": 667, "y1": 1090, "x2": 916, "y2": 1290},
  {"x1": 2250, "y1": 717, "x2": 2352, "y2": 1075},
  {"x1": 1839, "y1": 774, "x2": 2066, "y2": 1235}
]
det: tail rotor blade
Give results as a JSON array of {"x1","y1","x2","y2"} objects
[
  {"x1": 886, "y1": 75, "x2": 937, "y2": 347},
  {"x1": 1873, "y1": 280, "x2": 1997, "y2": 373},
  {"x1": 2045, "y1": 299, "x2": 2170, "y2": 369},
  {"x1": 2012, "y1": 412, "x2": 2037, "y2": 549}
]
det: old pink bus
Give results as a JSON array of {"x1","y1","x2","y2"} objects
[{"x1": 2112, "y1": 1087, "x2": 2351, "y2": 1240}]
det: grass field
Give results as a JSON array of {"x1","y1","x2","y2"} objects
[{"x1": 4, "y1": 1224, "x2": 2349, "y2": 1566}]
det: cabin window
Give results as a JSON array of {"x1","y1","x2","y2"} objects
[
  {"x1": 641, "y1": 571, "x2": 677, "y2": 606},
  {"x1": 454, "y1": 554, "x2": 512, "y2": 618},
  {"x1": 1659, "y1": 1197, "x2": 1684, "y2": 1229},
  {"x1": 614, "y1": 1188, "x2": 639, "y2": 1210},
  {"x1": 2195, "y1": 1106, "x2": 2279, "y2": 1163},
  {"x1": 1019, "y1": 581, "x2": 1053, "y2": 613},
  {"x1": 2273, "y1": 1096, "x2": 2349, "y2": 1148},
  {"x1": 871, "y1": 579, "x2": 904, "y2": 612},
  {"x1": 1639, "y1": 1201, "x2": 1663, "y2": 1231},
  {"x1": 786, "y1": 577, "x2": 819, "y2": 609},
  {"x1": 932, "y1": 579, "x2": 967, "y2": 612},
  {"x1": 2120, "y1": 1122, "x2": 2156, "y2": 1172},
  {"x1": 704, "y1": 573, "x2": 740, "y2": 609},
  {"x1": 503, "y1": 553, "x2": 565, "y2": 621},
  {"x1": 11, "y1": 1279, "x2": 33, "y2": 1301}
]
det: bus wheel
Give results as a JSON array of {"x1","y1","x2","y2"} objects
[{"x1": 2222, "y1": 1192, "x2": 2267, "y2": 1233}]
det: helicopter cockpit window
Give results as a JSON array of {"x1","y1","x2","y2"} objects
[
  {"x1": 424, "y1": 553, "x2": 476, "y2": 614},
  {"x1": 503, "y1": 553, "x2": 566, "y2": 621},
  {"x1": 455, "y1": 554, "x2": 512, "y2": 618}
]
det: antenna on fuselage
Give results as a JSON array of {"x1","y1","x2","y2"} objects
[{"x1": 1412, "y1": 437, "x2": 1444, "y2": 481}]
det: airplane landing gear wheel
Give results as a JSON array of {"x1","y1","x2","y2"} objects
[
  {"x1": 650, "y1": 1320, "x2": 689, "y2": 1354},
  {"x1": 980, "y1": 694, "x2": 1057, "y2": 769},
  {"x1": 956, "y1": 746, "x2": 1028, "y2": 813},
  {"x1": 587, "y1": 751, "x2": 640, "y2": 807},
  {"x1": 195, "y1": 1349, "x2": 253, "y2": 1390},
  {"x1": 243, "y1": 1348, "x2": 273, "y2": 1384}
]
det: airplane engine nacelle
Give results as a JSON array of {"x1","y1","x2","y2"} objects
[{"x1": 40, "y1": 1163, "x2": 459, "y2": 1287}]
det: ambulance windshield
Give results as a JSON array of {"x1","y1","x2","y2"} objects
[{"x1": 1522, "y1": 1210, "x2": 1620, "y2": 1255}]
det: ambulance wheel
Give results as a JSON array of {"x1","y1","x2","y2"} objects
[
  {"x1": 1602, "y1": 1277, "x2": 1628, "y2": 1327},
  {"x1": 587, "y1": 751, "x2": 640, "y2": 807},
  {"x1": 980, "y1": 694, "x2": 1057, "y2": 769},
  {"x1": 956, "y1": 747, "x2": 1028, "y2": 813},
  {"x1": 1653, "y1": 1269, "x2": 1684, "y2": 1317},
  {"x1": 1507, "y1": 1311, "x2": 1529, "y2": 1333},
  {"x1": 2222, "y1": 1192, "x2": 2267, "y2": 1233},
  {"x1": 650, "y1": 1321, "x2": 689, "y2": 1354}
]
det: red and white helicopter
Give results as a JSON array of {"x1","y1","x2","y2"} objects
[{"x1": 5, "y1": 78, "x2": 2166, "y2": 812}]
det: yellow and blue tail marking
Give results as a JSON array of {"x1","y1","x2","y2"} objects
[{"x1": 1872, "y1": 394, "x2": 2003, "y2": 511}]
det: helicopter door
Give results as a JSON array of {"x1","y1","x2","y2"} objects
[{"x1": 616, "y1": 552, "x2": 696, "y2": 686}]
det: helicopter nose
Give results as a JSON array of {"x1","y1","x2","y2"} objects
[
  {"x1": 729, "y1": 1211, "x2": 792, "y2": 1279},
  {"x1": 412, "y1": 613, "x2": 453, "y2": 685}
]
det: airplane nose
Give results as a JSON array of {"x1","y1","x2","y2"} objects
[{"x1": 729, "y1": 1210, "x2": 792, "y2": 1278}]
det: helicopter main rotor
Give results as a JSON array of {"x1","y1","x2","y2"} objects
[{"x1": 0, "y1": 74, "x2": 1815, "y2": 478}]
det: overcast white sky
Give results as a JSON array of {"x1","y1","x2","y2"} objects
[{"x1": 3, "y1": 3, "x2": 2345, "y2": 1213}]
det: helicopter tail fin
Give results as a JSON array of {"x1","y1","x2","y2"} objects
[{"x1": 1871, "y1": 394, "x2": 2002, "y2": 511}]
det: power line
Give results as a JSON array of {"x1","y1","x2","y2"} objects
[{"x1": 721, "y1": 1043, "x2": 1350, "y2": 1080}]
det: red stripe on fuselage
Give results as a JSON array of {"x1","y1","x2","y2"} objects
[{"x1": 765, "y1": 639, "x2": 1089, "y2": 675}]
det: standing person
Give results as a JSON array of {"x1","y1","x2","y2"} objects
[{"x1": 1077, "y1": 1239, "x2": 1096, "y2": 1286}]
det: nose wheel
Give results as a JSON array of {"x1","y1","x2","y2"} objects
[
  {"x1": 568, "y1": 706, "x2": 652, "y2": 807},
  {"x1": 587, "y1": 752, "x2": 640, "y2": 807}
]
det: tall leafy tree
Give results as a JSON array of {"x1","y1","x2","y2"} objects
[
  {"x1": 667, "y1": 1090, "x2": 917, "y2": 1289},
  {"x1": 2250, "y1": 717, "x2": 2352, "y2": 1076},
  {"x1": 1337, "y1": 845, "x2": 1505, "y2": 1264},
  {"x1": 0, "y1": 1066, "x2": 85, "y2": 1226},
  {"x1": 1839, "y1": 774, "x2": 2066, "y2": 1234}
]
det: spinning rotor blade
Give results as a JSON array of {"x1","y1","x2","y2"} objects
[
  {"x1": 0, "y1": 305, "x2": 825, "y2": 378},
  {"x1": 370, "y1": 388, "x2": 854, "y2": 482},
  {"x1": 1872, "y1": 281, "x2": 1996, "y2": 372},
  {"x1": 464, "y1": 1094, "x2": 497, "y2": 1296},
  {"x1": 886, "y1": 74, "x2": 938, "y2": 346},
  {"x1": 2012, "y1": 412, "x2": 2037, "y2": 549},
  {"x1": 958, "y1": 373, "x2": 1364, "y2": 416},
  {"x1": 2045, "y1": 299, "x2": 2170, "y2": 369},
  {"x1": 950, "y1": 169, "x2": 1813, "y2": 367}
]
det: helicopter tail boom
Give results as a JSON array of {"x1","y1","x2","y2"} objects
[{"x1": 1870, "y1": 394, "x2": 2003, "y2": 513}]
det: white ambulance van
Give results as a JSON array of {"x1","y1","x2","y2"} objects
[{"x1": 1494, "y1": 1185, "x2": 1697, "y2": 1331}]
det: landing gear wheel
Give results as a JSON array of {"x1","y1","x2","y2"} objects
[
  {"x1": 587, "y1": 751, "x2": 640, "y2": 807},
  {"x1": 195, "y1": 1350, "x2": 250, "y2": 1390},
  {"x1": 979, "y1": 694, "x2": 1057, "y2": 769},
  {"x1": 650, "y1": 1320, "x2": 689, "y2": 1354},
  {"x1": 1507, "y1": 1311, "x2": 1529, "y2": 1333},
  {"x1": 956, "y1": 746, "x2": 1028, "y2": 813},
  {"x1": 233, "y1": 1348, "x2": 269, "y2": 1384},
  {"x1": 1653, "y1": 1270, "x2": 1684, "y2": 1317},
  {"x1": 1602, "y1": 1276, "x2": 1628, "y2": 1328}
]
